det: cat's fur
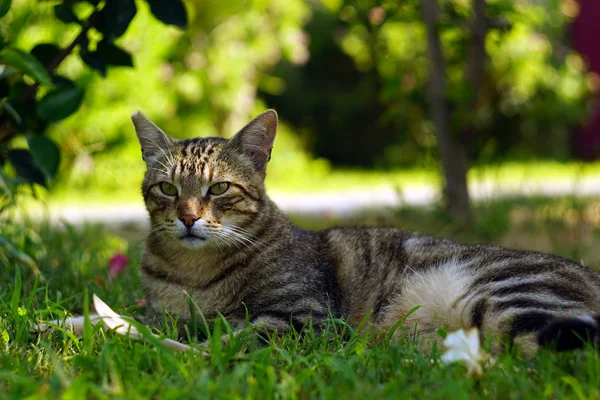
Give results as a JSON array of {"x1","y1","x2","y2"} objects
[{"x1": 132, "y1": 110, "x2": 600, "y2": 356}]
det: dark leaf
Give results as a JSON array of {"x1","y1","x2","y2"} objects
[
  {"x1": 97, "y1": 40, "x2": 133, "y2": 67},
  {"x1": 8, "y1": 149, "x2": 46, "y2": 187},
  {"x1": 6, "y1": 98, "x2": 37, "y2": 132},
  {"x1": 0, "y1": 79, "x2": 9, "y2": 97},
  {"x1": 31, "y1": 43, "x2": 61, "y2": 67},
  {"x1": 51, "y1": 74, "x2": 76, "y2": 88},
  {"x1": 145, "y1": 0, "x2": 187, "y2": 29},
  {"x1": 37, "y1": 86, "x2": 84, "y2": 122},
  {"x1": 8, "y1": 81, "x2": 31, "y2": 100},
  {"x1": 0, "y1": 0, "x2": 11, "y2": 19},
  {"x1": 80, "y1": 49, "x2": 106, "y2": 76},
  {"x1": 1, "y1": 101, "x2": 21, "y2": 124},
  {"x1": 94, "y1": 0, "x2": 137, "y2": 39},
  {"x1": 54, "y1": 4, "x2": 79, "y2": 24},
  {"x1": 0, "y1": 48, "x2": 53, "y2": 86},
  {"x1": 0, "y1": 31, "x2": 4, "y2": 51},
  {"x1": 27, "y1": 135, "x2": 60, "y2": 179}
]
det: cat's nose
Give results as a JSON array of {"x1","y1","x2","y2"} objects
[{"x1": 179, "y1": 214, "x2": 199, "y2": 227}]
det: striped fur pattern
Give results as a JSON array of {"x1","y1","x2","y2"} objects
[{"x1": 132, "y1": 110, "x2": 600, "y2": 355}]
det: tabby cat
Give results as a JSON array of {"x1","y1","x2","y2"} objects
[{"x1": 132, "y1": 109, "x2": 600, "y2": 356}]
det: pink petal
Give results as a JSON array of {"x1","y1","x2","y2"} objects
[{"x1": 108, "y1": 253, "x2": 129, "y2": 278}]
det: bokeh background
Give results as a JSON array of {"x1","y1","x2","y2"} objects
[
  {"x1": 2, "y1": 0, "x2": 599, "y2": 200},
  {"x1": 2, "y1": 0, "x2": 600, "y2": 271}
]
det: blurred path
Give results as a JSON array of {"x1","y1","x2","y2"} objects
[{"x1": 35, "y1": 175, "x2": 600, "y2": 227}]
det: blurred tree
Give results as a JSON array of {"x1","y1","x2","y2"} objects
[
  {"x1": 0, "y1": 0, "x2": 593, "y2": 215},
  {"x1": 423, "y1": 0, "x2": 471, "y2": 223},
  {"x1": 422, "y1": 0, "x2": 491, "y2": 223},
  {"x1": 265, "y1": 0, "x2": 591, "y2": 224},
  {"x1": 0, "y1": 0, "x2": 188, "y2": 206}
]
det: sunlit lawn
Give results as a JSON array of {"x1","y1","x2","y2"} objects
[{"x1": 2, "y1": 196, "x2": 600, "y2": 398}]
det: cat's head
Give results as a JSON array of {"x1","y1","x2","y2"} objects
[{"x1": 132, "y1": 110, "x2": 277, "y2": 250}]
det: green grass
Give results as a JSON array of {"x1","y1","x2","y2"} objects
[{"x1": 2, "y1": 196, "x2": 600, "y2": 399}]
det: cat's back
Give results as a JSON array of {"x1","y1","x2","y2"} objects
[{"x1": 322, "y1": 226, "x2": 600, "y2": 326}]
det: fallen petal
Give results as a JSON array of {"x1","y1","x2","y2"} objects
[
  {"x1": 93, "y1": 294, "x2": 141, "y2": 339},
  {"x1": 33, "y1": 295, "x2": 201, "y2": 354},
  {"x1": 33, "y1": 314, "x2": 102, "y2": 335}
]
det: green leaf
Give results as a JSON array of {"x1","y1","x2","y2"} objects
[
  {"x1": 0, "y1": 0, "x2": 11, "y2": 19},
  {"x1": 145, "y1": 0, "x2": 187, "y2": 29},
  {"x1": 1, "y1": 101, "x2": 21, "y2": 124},
  {"x1": 0, "y1": 168, "x2": 12, "y2": 194},
  {"x1": 54, "y1": 4, "x2": 79, "y2": 24},
  {"x1": 95, "y1": 0, "x2": 137, "y2": 39},
  {"x1": 27, "y1": 135, "x2": 60, "y2": 179},
  {"x1": 8, "y1": 149, "x2": 46, "y2": 187},
  {"x1": 83, "y1": 290, "x2": 93, "y2": 353},
  {"x1": 80, "y1": 49, "x2": 106, "y2": 76},
  {"x1": 31, "y1": 43, "x2": 61, "y2": 66},
  {"x1": 10, "y1": 267, "x2": 21, "y2": 314},
  {"x1": 0, "y1": 48, "x2": 53, "y2": 87},
  {"x1": 97, "y1": 40, "x2": 133, "y2": 67},
  {"x1": 37, "y1": 85, "x2": 84, "y2": 122}
]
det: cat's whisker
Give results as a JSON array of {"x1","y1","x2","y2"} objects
[
  {"x1": 221, "y1": 232, "x2": 246, "y2": 250},
  {"x1": 231, "y1": 235, "x2": 259, "y2": 250},
  {"x1": 213, "y1": 234, "x2": 239, "y2": 252},
  {"x1": 219, "y1": 226, "x2": 261, "y2": 252},
  {"x1": 226, "y1": 225, "x2": 258, "y2": 238},
  {"x1": 147, "y1": 225, "x2": 171, "y2": 242},
  {"x1": 227, "y1": 233, "x2": 261, "y2": 254},
  {"x1": 147, "y1": 167, "x2": 170, "y2": 176},
  {"x1": 144, "y1": 137, "x2": 176, "y2": 168},
  {"x1": 211, "y1": 235, "x2": 225, "y2": 253},
  {"x1": 152, "y1": 159, "x2": 173, "y2": 176},
  {"x1": 214, "y1": 229, "x2": 253, "y2": 252},
  {"x1": 223, "y1": 224, "x2": 258, "y2": 240}
]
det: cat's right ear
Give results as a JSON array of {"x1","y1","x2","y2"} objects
[
  {"x1": 227, "y1": 109, "x2": 278, "y2": 173},
  {"x1": 131, "y1": 112, "x2": 174, "y2": 162}
]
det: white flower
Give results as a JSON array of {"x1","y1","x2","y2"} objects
[{"x1": 440, "y1": 328, "x2": 487, "y2": 376}]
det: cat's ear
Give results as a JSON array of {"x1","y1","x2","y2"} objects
[
  {"x1": 131, "y1": 112, "x2": 174, "y2": 162},
  {"x1": 228, "y1": 109, "x2": 278, "y2": 172}
]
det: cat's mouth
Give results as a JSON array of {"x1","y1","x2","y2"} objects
[{"x1": 179, "y1": 233, "x2": 207, "y2": 241}]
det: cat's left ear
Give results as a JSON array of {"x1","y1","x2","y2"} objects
[{"x1": 228, "y1": 109, "x2": 278, "y2": 173}]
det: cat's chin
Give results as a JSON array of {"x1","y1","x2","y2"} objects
[{"x1": 178, "y1": 235, "x2": 209, "y2": 250}]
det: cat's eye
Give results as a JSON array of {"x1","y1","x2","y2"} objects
[
  {"x1": 208, "y1": 182, "x2": 230, "y2": 195},
  {"x1": 159, "y1": 182, "x2": 178, "y2": 196}
]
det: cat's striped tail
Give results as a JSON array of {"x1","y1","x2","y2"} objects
[{"x1": 537, "y1": 315, "x2": 600, "y2": 351}]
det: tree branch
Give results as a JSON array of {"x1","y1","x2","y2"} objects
[
  {"x1": 46, "y1": 10, "x2": 100, "y2": 75},
  {"x1": 0, "y1": 10, "x2": 101, "y2": 145}
]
